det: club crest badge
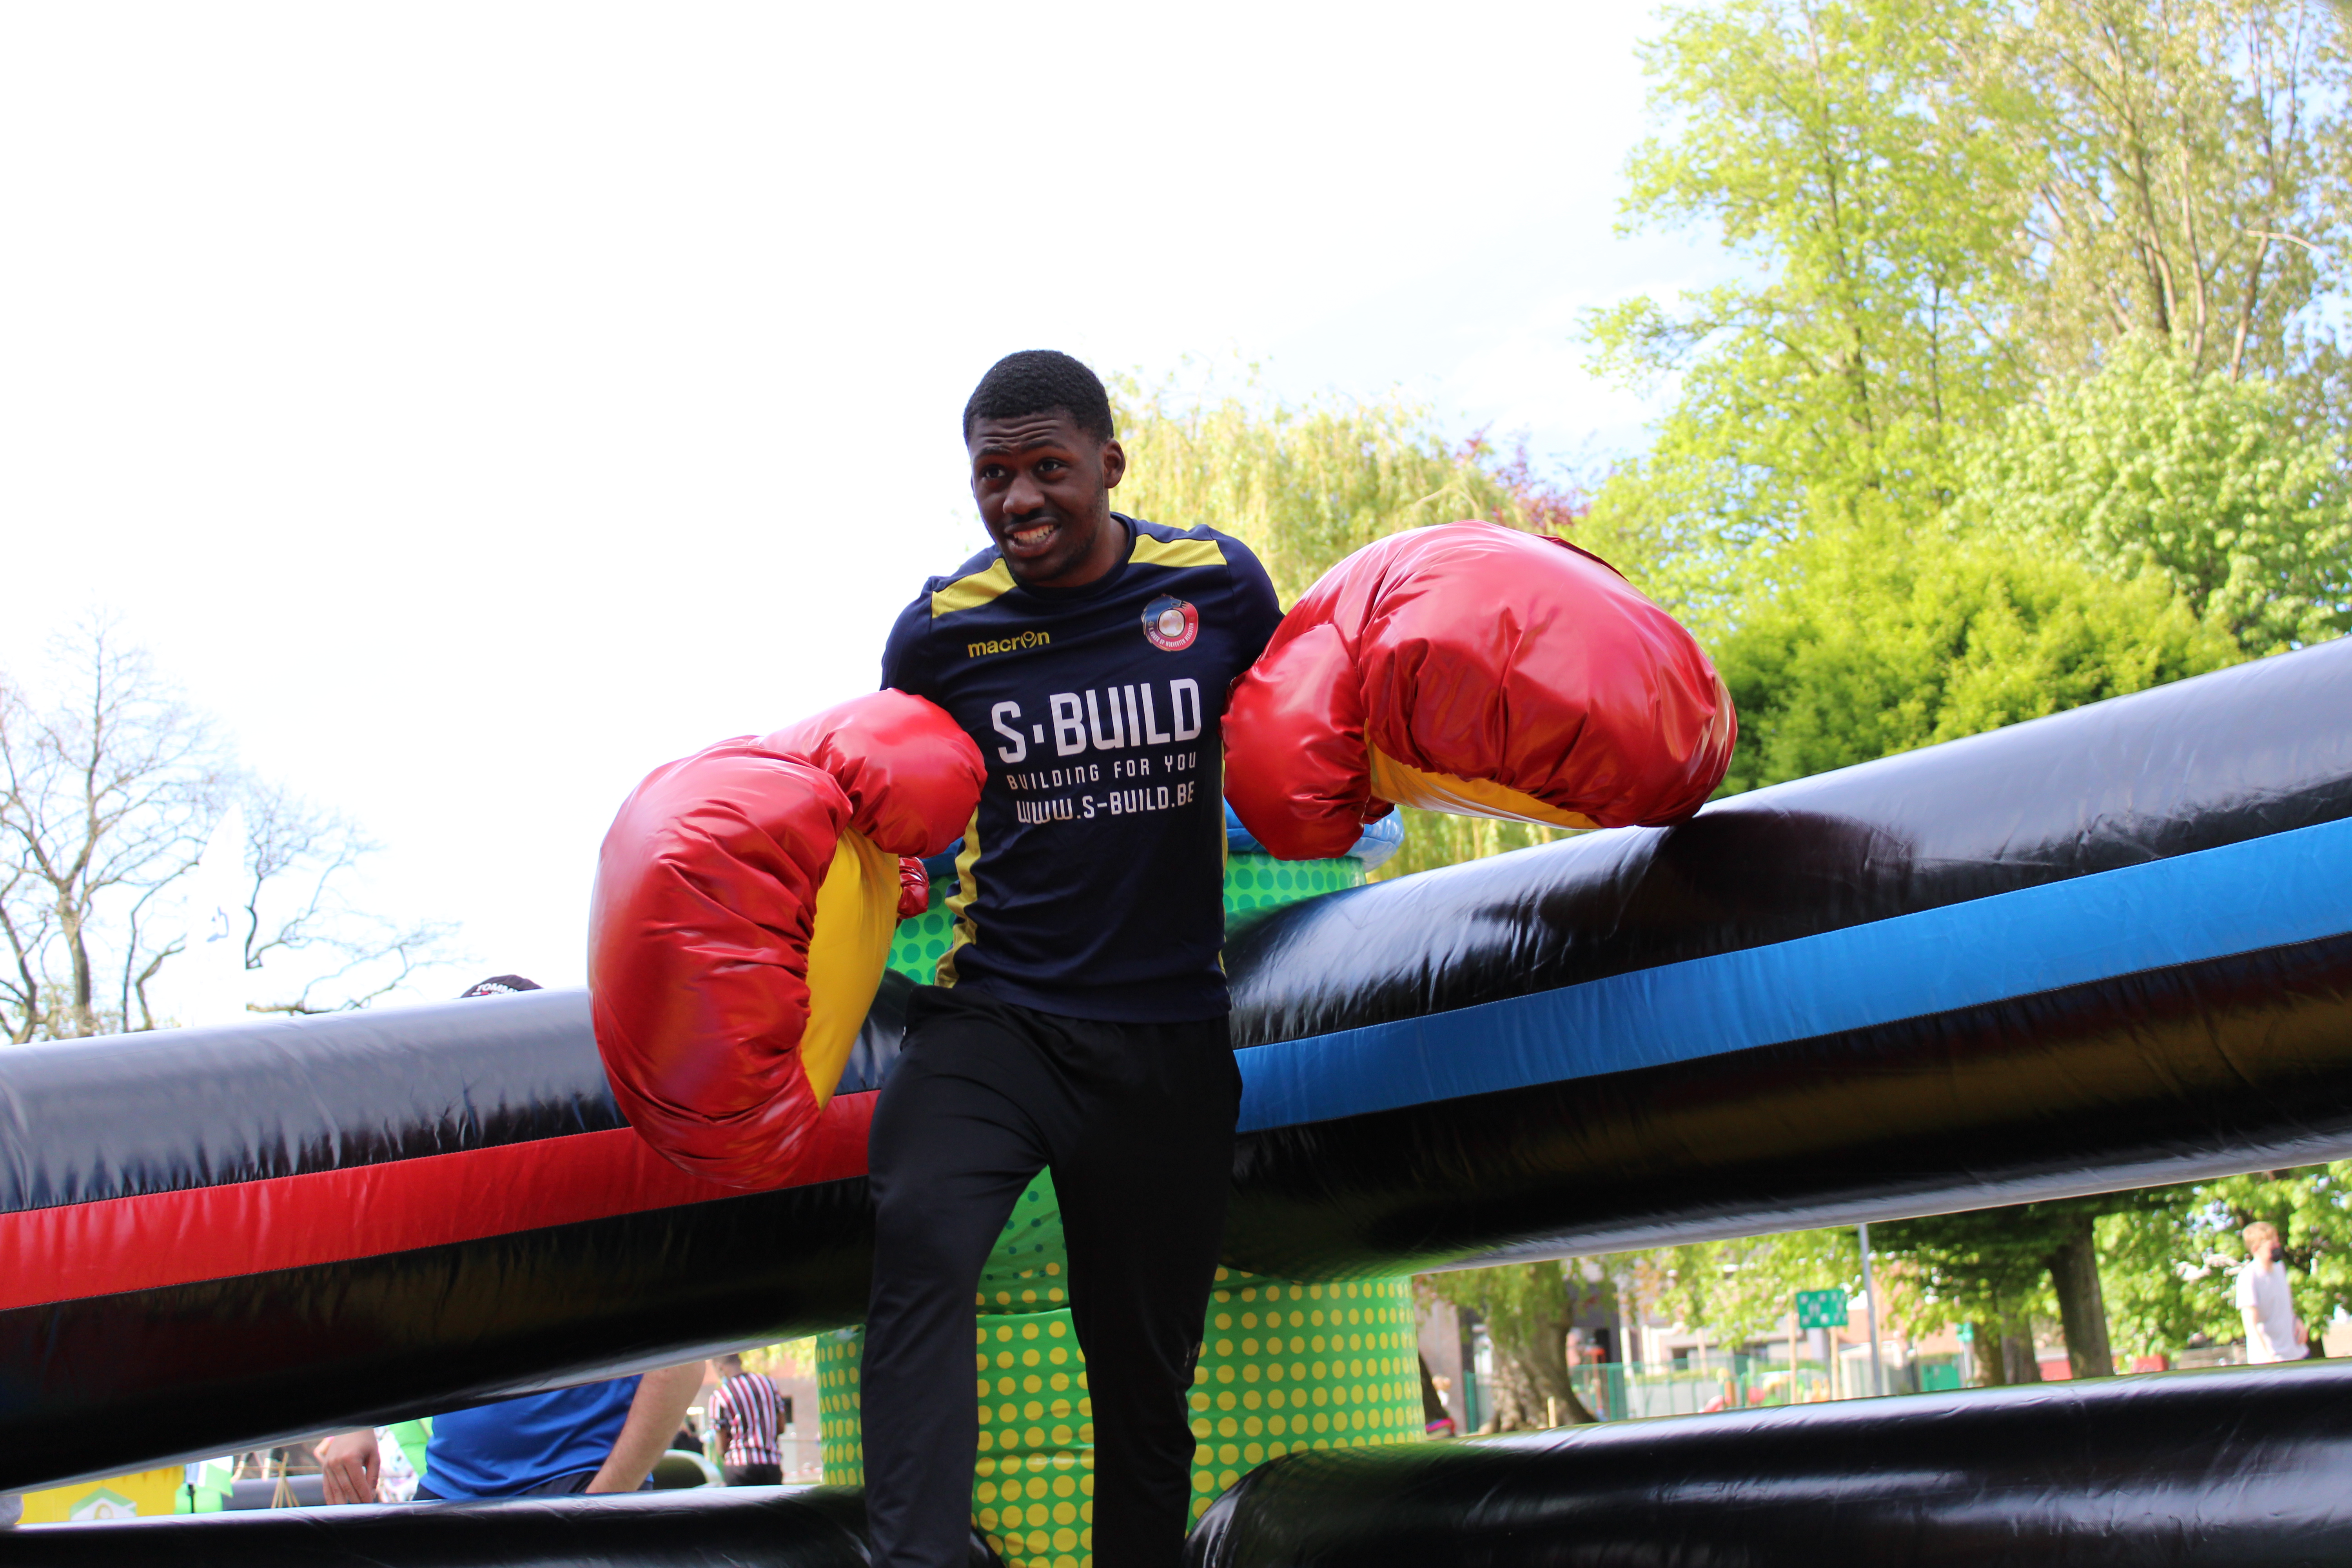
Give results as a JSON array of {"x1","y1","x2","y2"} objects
[{"x1": 1142, "y1": 595, "x2": 1199, "y2": 652}]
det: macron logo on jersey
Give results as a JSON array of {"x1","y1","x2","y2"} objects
[
  {"x1": 967, "y1": 630, "x2": 1051, "y2": 659},
  {"x1": 988, "y1": 680, "x2": 1203, "y2": 763}
]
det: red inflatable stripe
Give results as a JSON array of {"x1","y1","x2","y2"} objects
[{"x1": 0, "y1": 1093, "x2": 875, "y2": 1313}]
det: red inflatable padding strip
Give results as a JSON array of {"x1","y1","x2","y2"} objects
[
  {"x1": 1226, "y1": 523, "x2": 1736, "y2": 859},
  {"x1": 0, "y1": 1094, "x2": 873, "y2": 1314}
]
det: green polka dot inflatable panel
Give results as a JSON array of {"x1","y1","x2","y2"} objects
[
  {"x1": 817, "y1": 1252, "x2": 1421, "y2": 1568},
  {"x1": 888, "y1": 853, "x2": 1367, "y2": 983},
  {"x1": 1185, "y1": 1271, "x2": 1421, "y2": 1512},
  {"x1": 835, "y1": 852, "x2": 1418, "y2": 1568}
]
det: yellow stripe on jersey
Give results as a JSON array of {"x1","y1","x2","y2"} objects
[
  {"x1": 938, "y1": 808, "x2": 984, "y2": 986},
  {"x1": 931, "y1": 560, "x2": 1017, "y2": 619},
  {"x1": 930, "y1": 535, "x2": 1216, "y2": 618},
  {"x1": 1129, "y1": 534, "x2": 1227, "y2": 570}
]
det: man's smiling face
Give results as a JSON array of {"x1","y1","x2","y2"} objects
[{"x1": 967, "y1": 408, "x2": 1128, "y2": 589}]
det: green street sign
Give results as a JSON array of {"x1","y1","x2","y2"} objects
[{"x1": 1795, "y1": 1288, "x2": 1849, "y2": 1329}]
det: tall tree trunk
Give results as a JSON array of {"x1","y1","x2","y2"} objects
[
  {"x1": 1971, "y1": 1319, "x2": 2007, "y2": 1387},
  {"x1": 1479, "y1": 1319, "x2": 1599, "y2": 1430},
  {"x1": 2045, "y1": 1216, "x2": 2115, "y2": 1379},
  {"x1": 1973, "y1": 1317, "x2": 2045, "y2": 1386},
  {"x1": 1477, "y1": 1338, "x2": 1548, "y2": 1432},
  {"x1": 1526, "y1": 1316, "x2": 1600, "y2": 1426}
]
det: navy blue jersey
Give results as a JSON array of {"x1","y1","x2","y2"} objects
[{"x1": 881, "y1": 515, "x2": 1283, "y2": 1021}]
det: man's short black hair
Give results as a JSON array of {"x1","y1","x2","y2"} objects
[{"x1": 962, "y1": 350, "x2": 1115, "y2": 445}]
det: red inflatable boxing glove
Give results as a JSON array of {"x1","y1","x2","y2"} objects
[
  {"x1": 590, "y1": 690, "x2": 982, "y2": 1189},
  {"x1": 897, "y1": 857, "x2": 931, "y2": 920},
  {"x1": 1224, "y1": 522, "x2": 1735, "y2": 860}
]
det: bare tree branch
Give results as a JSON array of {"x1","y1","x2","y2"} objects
[{"x1": 0, "y1": 617, "x2": 463, "y2": 1041}]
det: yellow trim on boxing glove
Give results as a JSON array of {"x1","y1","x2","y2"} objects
[
  {"x1": 1366, "y1": 745, "x2": 1600, "y2": 832},
  {"x1": 800, "y1": 825, "x2": 900, "y2": 1107}
]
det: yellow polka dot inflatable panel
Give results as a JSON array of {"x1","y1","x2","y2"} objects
[
  {"x1": 1195, "y1": 1279, "x2": 1411, "y2": 1523},
  {"x1": 1187, "y1": 1272, "x2": 1421, "y2": 1520}
]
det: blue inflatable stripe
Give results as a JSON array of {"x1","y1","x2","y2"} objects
[{"x1": 1235, "y1": 815, "x2": 2352, "y2": 1134}]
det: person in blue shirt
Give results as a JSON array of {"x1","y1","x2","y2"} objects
[
  {"x1": 314, "y1": 975, "x2": 706, "y2": 1504},
  {"x1": 865, "y1": 352, "x2": 1286, "y2": 1568},
  {"x1": 316, "y1": 1361, "x2": 704, "y2": 1504}
]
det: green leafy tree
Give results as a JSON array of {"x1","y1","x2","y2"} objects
[
  {"x1": 1579, "y1": 0, "x2": 2040, "y2": 613},
  {"x1": 1626, "y1": 1229, "x2": 1868, "y2": 1345},
  {"x1": 2007, "y1": 0, "x2": 2349, "y2": 386},
  {"x1": 1423, "y1": 1232, "x2": 1872, "y2": 1424},
  {"x1": 1583, "y1": 0, "x2": 2351, "y2": 642},
  {"x1": 1110, "y1": 380, "x2": 1593, "y2": 880},
  {"x1": 1109, "y1": 376, "x2": 1530, "y2": 607},
  {"x1": 1416, "y1": 1, "x2": 2345, "y2": 1408},
  {"x1": 1956, "y1": 341, "x2": 2352, "y2": 654},
  {"x1": 1420, "y1": 1261, "x2": 1605, "y2": 1429},
  {"x1": 1711, "y1": 518, "x2": 2241, "y2": 791},
  {"x1": 1870, "y1": 1196, "x2": 2188, "y2": 1383},
  {"x1": 2101, "y1": 1164, "x2": 2352, "y2": 1359}
]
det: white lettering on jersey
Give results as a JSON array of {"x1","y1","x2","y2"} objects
[
  {"x1": 1171, "y1": 679, "x2": 1203, "y2": 741},
  {"x1": 1139, "y1": 685, "x2": 1173, "y2": 745},
  {"x1": 1085, "y1": 688, "x2": 1125, "y2": 751},
  {"x1": 1042, "y1": 682, "x2": 1203, "y2": 760},
  {"x1": 991, "y1": 701, "x2": 1027, "y2": 764},
  {"x1": 1051, "y1": 693, "x2": 1087, "y2": 757},
  {"x1": 1107, "y1": 782, "x2": 1198, "y2": 815}
]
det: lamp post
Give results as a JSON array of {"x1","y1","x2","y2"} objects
[{"x1": 1858, "y1": 1221, "x2": 1885, "y2": 1397}]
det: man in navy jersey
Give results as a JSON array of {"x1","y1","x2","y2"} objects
[{"x1": 869, "y1": 351, "x2": 1283, "y2": 1568}]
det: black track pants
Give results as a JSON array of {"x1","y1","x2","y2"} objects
[{"x1": 863, "y1": 985, "x2": 1241, "y2": 1568}]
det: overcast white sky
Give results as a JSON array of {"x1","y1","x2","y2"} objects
[{"x1": 0, "y1": 3, "x2": 1727, "y2": 1003}]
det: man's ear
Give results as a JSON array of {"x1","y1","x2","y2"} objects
[{"x1": 1100, "y1": 438, "x2": 1127, "y2": 492}]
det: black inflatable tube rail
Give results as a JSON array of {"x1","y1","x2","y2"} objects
[
  {"x1": 7, "y1": 1485, "x2": 999, "y2": 1568},
  {"x1": 1220, "y1": 637, "x2": 2352, "y2": 1275},
  {"x1": 1185, "y1": 1360, "x2": 2352, "y2": 1568}
]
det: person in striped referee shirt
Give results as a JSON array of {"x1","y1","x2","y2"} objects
[{"x1": 708, "y1": 1353, "x2": 784, "y2": 1486}]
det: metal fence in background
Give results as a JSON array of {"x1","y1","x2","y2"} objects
[{"x1": 1568, "y1": 1352, "x2": 1965, "y2": 1422}]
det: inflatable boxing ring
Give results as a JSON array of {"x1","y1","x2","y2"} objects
[{"x1": 5, "y1": 528, "x2": 2352, "y2": 1564}]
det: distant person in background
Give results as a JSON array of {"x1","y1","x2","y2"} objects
[
  {"x1": 2238, "y1": 1220, "x2": 2309, "y2": 1364},
  {"x1": 314, "y1": 975, "x2": 707, "y2": 1503},
  {"x1": 707, "y1": 1353, "x2": 783, "y2": 1486}
]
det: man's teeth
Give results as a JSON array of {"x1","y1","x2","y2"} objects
[{"x1": 1011, "y1": 524, "x2": 1054, "y2": 546}]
